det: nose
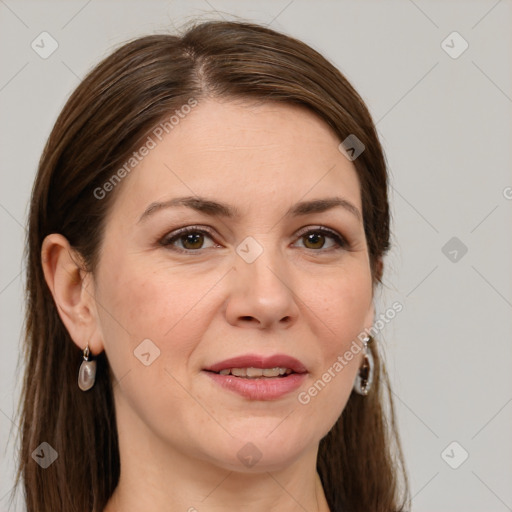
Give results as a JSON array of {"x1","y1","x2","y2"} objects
[{"x1": 225, "y1": 245, "x2": 300, "y2": 330}]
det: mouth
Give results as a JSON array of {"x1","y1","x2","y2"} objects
[
  {"x1": 203, "y1": 354, "x2": 308, "y2": 400},
  {"x1": 204, "y1": 353, "x2": 308, "y2": 374},
  {"x1": 212, "y1": 366, "x2": 295, "y2": 378}
]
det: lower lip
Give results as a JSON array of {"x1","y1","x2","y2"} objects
[{"x1": 204, "y1": 371, "x2": 307, "y2": 400}]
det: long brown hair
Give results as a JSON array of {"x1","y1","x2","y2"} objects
[{"x1": 13, "y1": 20, "x2": 409, "y2": 512}]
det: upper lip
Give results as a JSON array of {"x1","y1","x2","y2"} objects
[{"x1": 204, "y1": 354, "x2": 308, "y2": 374}]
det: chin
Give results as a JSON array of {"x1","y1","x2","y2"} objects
[{"x1": 198, "y1": 430, "x2": 314, "y2": 473}]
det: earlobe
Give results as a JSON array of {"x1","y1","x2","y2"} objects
[
  {"x1": 365, "y1": 256, "x2": 382, "y2": 331},
  {"x1": 41, "y1": 233, "x2": 103, "y2": 355},
  {"x1": 375, "y1": 258, "x2": 384, "y2": 283},
  {"x1": 363, "y1": 301, "x2": 375, "y2": 335}
]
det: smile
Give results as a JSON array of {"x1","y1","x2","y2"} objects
[{"x1": 217, "y1": 367, "x2": 294, "y2": 378}]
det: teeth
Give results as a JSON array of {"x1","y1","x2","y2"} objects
[
  {"x1": 218, "y1": 367, "x2": 293, "y2": 378},
  {"x1": 246, "y1": 367, "x2": 264, "y2": 378}
]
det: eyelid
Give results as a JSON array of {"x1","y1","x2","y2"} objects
[{"x1": 295, "y1": 225, "x2": 342, "y2": 238}]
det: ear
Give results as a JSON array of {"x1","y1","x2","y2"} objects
[
  {"x1": 364, "y1": 259, "x2": 380, "y2": 333},
  {"x1": 41, "y1": 233, "x2": 104, "y2": 356},
  {"x1": 374, "y1": 257, "x2": 384, "y2": 283},
  {"x1": 363, "y1": 300, "x2": 375, "y2": 334}
]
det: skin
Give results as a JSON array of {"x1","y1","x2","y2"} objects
[{"x1": 42, "y1": 98, "x2": 376, "y2": 512}]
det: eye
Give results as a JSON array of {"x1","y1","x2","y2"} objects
[
  {"x1": 293, "y1": 227, "x2": 348, "y2": 251},
  {"x1": 160, "y1": 227, "x2": 218, "y2": 252},
  {"x1": 160, "y1": 225, "x2": 349, "y2": 254}
]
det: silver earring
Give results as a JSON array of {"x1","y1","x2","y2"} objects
[
  {"x1": 353, "y1": 335, "x2": 373, "y2": 396},
  {"x1": 78, "y1": 345, "x2": 96, "y2": 391}
]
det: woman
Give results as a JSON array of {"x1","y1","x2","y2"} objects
[{"x1": 16, "y1": 20, "x2": 409, "y2": 512}]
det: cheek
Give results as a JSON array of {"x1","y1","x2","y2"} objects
[
  {"x1": 297, "y1": 264, "x2": 372, "y2": 415},
  {"x1": 93, "y1": 258, "x2": 224, "y2": 436},
  {"x1": 95, "y1": 257, "x2": 225, "y2": 372},
  {"x1": 312, "y1": 265, "x2": 372, "y2": 348}
]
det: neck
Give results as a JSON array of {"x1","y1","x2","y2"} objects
[{"x1": 105, "y1": 466, "x2": 331, "y2": 512}]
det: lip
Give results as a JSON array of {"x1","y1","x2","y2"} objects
[
  {"x1": 203, "y1": 353, "x2": 308, "y2": 401},
  {"x1": 204, "y1": 354, "x2": 308, "y2": 374},
  {"x1": 204, "y1": 371, "x2": 307, "y2": 400}
]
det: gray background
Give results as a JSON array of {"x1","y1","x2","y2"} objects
[{"x1": 1, "y1": 1, "x2": 511, "y2": 510}]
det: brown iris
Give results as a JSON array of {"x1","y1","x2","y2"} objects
[
  {"x1": 303, "y1": 232, "x2": 325, "y2": 249},
  {"x1": 181, "y1": 232, "x2": 205, "y2": 250}
]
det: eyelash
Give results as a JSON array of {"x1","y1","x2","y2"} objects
[{"x1": 159, "y1": 225, "x2": 349, "y2": 254}]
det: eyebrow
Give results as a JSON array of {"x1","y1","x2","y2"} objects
[{"x1": 137, "y1": 195, "x2": 362, "y2": 223}]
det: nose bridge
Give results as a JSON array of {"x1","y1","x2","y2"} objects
[
  {"x1": 237, "y1": 237, "x2": 287, "y2": 297},
  {"x1": 227, "y1": 235, "x2": 299, "y2": 328}
]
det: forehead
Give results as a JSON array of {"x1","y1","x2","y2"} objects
[{"x1": 108, "y1": 98, "x2": 362, "y2": 223}]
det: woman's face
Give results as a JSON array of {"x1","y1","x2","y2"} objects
[{"x1": 92, "y1": 98, "x2": 374, "y2": 471}]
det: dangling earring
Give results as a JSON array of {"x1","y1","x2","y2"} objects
[
  {"x1": 78, "y1": 345, "x2": 96, "y2": 391},
  {"x1": 353, "y1": 335, "x2": 374, "y2": 396}
]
